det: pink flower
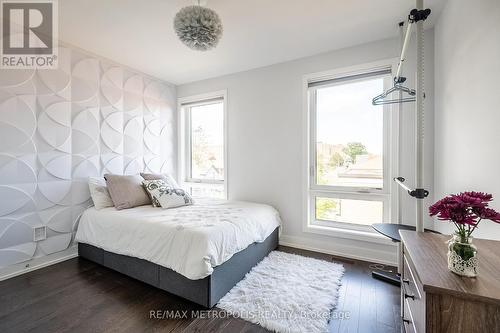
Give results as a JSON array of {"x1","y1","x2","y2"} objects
[
  {"x1": 479, "y1": 208, "x2": 500, "y2": 223},
  {"x1": 429, "y1": 191, "x2": 500, "y2": 233},
  {"x1": 462, "y1": 191, "x2": 493, "y2": 203}
]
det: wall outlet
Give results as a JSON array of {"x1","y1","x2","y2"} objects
[{"x1": 33, "y1": 226, "x2": 47, "y2": 242}]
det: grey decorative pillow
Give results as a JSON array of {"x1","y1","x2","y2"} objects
[
  {"x1": 142, "y1": 179, "x2": 162, "y2": 208},
  {"x1": 104, "y1": 174, "x2": 151, "y2": 210},
  {"x1": 140, "y1": 172, "x2": 180, "y2": 188},
  {"x1": 140, "y1": 173, "x2": 180, "y2": 206},
  {"x1": 142, "y1": 179, "x2": 194, "y2": 209}
]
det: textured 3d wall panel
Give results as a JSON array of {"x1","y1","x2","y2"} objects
[{"x1": 0, "y1": 46, "x2": 176, "y2": 269}]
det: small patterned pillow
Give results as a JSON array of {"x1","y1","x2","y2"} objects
[
  {"x1": 142, "y1": 179, "x2": 194, "y2": 209},
  {"x1": 140, "y1": 173, "x2": 179, "y2": 207}
]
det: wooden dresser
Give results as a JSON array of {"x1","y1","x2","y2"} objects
[{"x1": 400, "y1": 230, "x2": 500, "y2": 333}]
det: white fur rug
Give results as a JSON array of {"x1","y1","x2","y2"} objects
[{"x1": 217, "y1": 251, "x2": 344, "y2": 333}]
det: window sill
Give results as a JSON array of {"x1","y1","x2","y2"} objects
[{"x1": 304, "y1": 223, "x2": 396, "y2": 245}]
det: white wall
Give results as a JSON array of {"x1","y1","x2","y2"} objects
[
  {"x1": 0, "y1": 44, "x2": 176, "y2": 279},
  {"x1": 178, "y1": 31, "x2": 435, "y2": 264},
  {"x1": 434, "y1": 0, "x2": 500, "y2": 238}
]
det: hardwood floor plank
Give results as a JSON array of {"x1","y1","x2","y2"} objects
[
  {"x1": 337, "y1": 263, "x2": 363, "y2": 333},
  {"x1": 356, "y1": 264, "x2": 379, "y2": 333},
  {"x1": 375, "y1": 270, "x2": 400, "y2": 330}
]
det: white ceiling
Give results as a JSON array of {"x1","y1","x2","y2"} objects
[{"x1": 60, "y1": 0, "x2": 446, "y2": 85}]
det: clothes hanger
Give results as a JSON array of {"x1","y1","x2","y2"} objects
[{"x1": 372, "y1": 80, "x2": 416, "y2": 105}]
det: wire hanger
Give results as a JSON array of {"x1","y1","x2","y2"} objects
[{"x1": 372, "y1": 80, "x2": 416, "y2": 105}]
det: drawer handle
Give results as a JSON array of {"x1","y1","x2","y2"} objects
[
  {"x1": 402, "y1": 278, "x2": 410, "y2": 284},
  {"x1": 404, "y1": 293, "x2": 415, "y2": 300}
]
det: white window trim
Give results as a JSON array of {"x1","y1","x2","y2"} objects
[
  {"x1": 178, "y1": 90, "x2": 228, "y2": 199},
  {"x1": 302, "y1": 59, "x2": 400, "y2": 242}
]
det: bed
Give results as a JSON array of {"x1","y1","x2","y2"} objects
[{"x1": 76, "y1": 198, "x2": 281, "y2": 307}]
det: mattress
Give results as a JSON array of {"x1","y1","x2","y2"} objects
[{"x1": 75, "y1": 198, "x2": 281, "y2": 280}]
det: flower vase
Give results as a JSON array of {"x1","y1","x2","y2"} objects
[{"x1": 447, "y1": 234, "x2": 478, "y2": 277}]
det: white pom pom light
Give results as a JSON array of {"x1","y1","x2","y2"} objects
[{"x1": 174, "y1": 5, "x2": 223, "y2": 51}]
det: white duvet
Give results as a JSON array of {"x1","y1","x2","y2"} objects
[{"x1": 75, "y1": 198, "x2": 281, "y2": 280}]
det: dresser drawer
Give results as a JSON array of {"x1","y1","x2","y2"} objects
[
  {"x1": 402, "y1": 253, "x2": 422, "y2": 299},
  {"x1": 402, "y1": 252, "x2": 425, "y2": 333},
  {"x1": 403, "y1": 298, "x2": 417, "y2": 333},
  {"x1": 403, "y1": 289, "x2": 425, "y2": 333}
]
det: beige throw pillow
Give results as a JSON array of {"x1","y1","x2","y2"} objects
[{"x1": 104, "y1": 174, "x2": 151, "y2": 210}]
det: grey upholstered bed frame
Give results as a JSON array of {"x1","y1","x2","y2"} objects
[{"x1": 78, "y1": 227, "x2": 279, "y2": 308}]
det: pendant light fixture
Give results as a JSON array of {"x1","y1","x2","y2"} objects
[{"x1": 173, "y1": 0, "x2": 223, "y2": 51}]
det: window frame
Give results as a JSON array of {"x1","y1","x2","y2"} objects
[
  {"x1": 302, "y1": 60, "x2": 400, "y2": 237},
  {"x1": 178, "y1": 90, "x2": 228, "y2": 199},
  {"x1": 309, "y1": 191, "x2": 390, "y2": 233}
]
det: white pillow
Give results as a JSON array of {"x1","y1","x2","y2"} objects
[
  {"x1": 142, "y1": 179, "x2": 194, "y2": 209},
  {"x1": 88, "y1": 177, "x2": 114, "y2": 210}
]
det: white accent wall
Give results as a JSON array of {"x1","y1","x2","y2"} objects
[
  {"x1": 434, "y1": 0, "x2": 500, "y2": 238},
  {"x1": 178, "y1": 32, "x2": 435, "y2": 264},
  {"x1": 0, "y1": 45, "x2": 176, "y2": 277}
]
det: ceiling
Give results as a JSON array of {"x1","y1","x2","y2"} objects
[{"x1": 59, "y1": 0, "x2": 446, "y2": 85}]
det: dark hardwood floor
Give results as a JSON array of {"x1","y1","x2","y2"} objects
[{"x1": 0, "y1": 246, "x2": 401, "y2": 333}]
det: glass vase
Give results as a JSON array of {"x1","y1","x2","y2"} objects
[{"x1": 447, "y1": 234, "x2": 478, "y2": 277}]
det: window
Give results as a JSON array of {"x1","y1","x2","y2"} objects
[
  {"x1": 179, "y1": 92, "x2": 226, "y2": 199},
  {"x1": 306, "y1": 65, "x2": 397, "y2": 232}
]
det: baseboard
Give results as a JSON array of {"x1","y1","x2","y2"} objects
[
  {"x1": 279, "y1": 234, "x2": 397, "y2": 266},
  {"x1": 0, "y1": 246, "x2": 78, "y2": 281}
]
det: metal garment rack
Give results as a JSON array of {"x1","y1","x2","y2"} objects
[
  {"x1": 372, "y1": 1, "x2": 431, "y2": 233},
  {"x1": 370, "y1": 1, "x2": 432, "y2": 288}
]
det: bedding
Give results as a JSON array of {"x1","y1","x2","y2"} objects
[{"x1": 75, "y1": 198, "x2": 281, "y2": 280}]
